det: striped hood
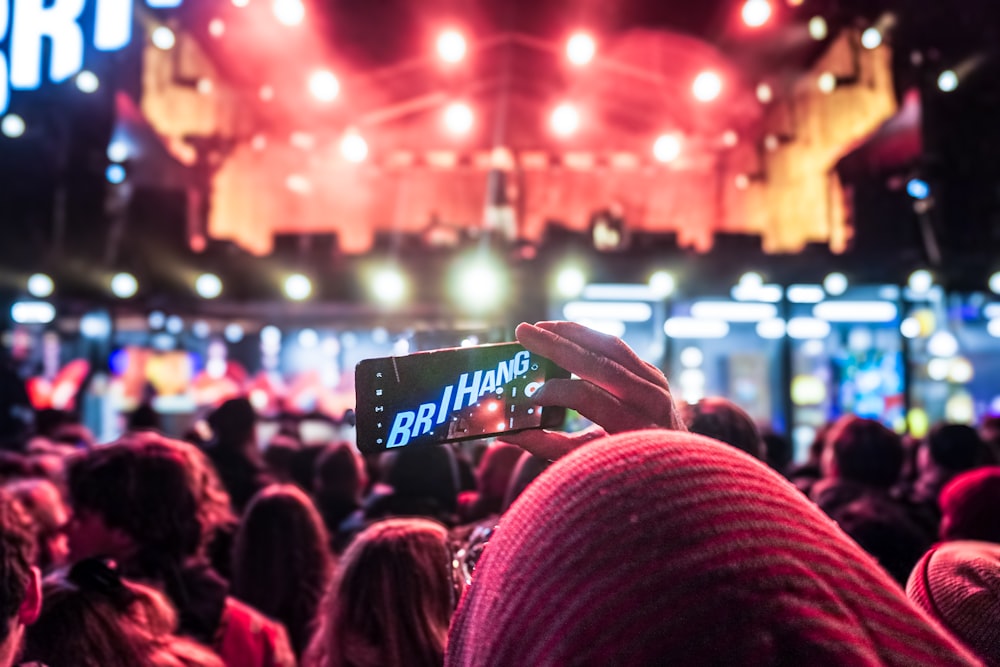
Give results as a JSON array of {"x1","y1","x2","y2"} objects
[{"x1": 446, "y1": 430, "x2": 979, "y2": 666}]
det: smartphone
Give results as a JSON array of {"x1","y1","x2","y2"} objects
[{"x1": 355, "y1": 342, "x2": 569, "y2": 454}]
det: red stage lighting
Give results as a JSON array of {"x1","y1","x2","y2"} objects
[
  {"x1": 444, "y1": 102, "x2": 474, "y2": 135},
  {"x1": 566, "y1": 32, "x2": 596, "y2": 66},
  {"x1": 550, "y1": 103, "x2": 580, "y2": 137},
  {"x1": 273, "y1": 0, "x2": 305, "y2": 26},
  {"x1": 340, "y1": 131, "x2": 368, "y2": 163},
  {"x1": 742, "y1": 0, "x2": 772, "y2": 28},
  {"x1": 692, "y1": 71, "x2": 723, "y2": 102},
  {"x1": 309, "y1": 70, "x2": 339, "y2": 103},
  {"x1": 437, "y1": 30, "x2": 467, "y2": 64},
  {"x1": 653, "y1": 134, "x2": 682, "y2": 163}
]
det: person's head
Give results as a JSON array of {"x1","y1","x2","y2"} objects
[
  {"x1": 822, "y1": 416, "x2": 904, "y2": 487},
  {"x1": 382, "y1": 444, "x2": 459, "y2": 514},
  {"x1": 474, "y1": 443, "x2": 524, "y2": 511},
  {"x1": 314, "y1": 443, "x2": 366, "y2": 503},
  {"x1": 126, "y1": 403, "x2": 161, "y2": 433},
  {"x1": 6, "y1": 479, "x2": 69, "y2": 572},
  {"x1": 0, "y1": 489, "x2": 41, "y2": 667},
  {"x1": 207, "y1": 398, "x2": 257, "y2": 451},
  {"x1": 262, "y1": 436, "x2": 301, "y2": 483},
  {"x1": 762, "y1": 431, "x2": 794, "y2": 474},
  {"x1": 447, "y1": 430, "x2": 977, "y2": 666},
  {"x1": 832, "y1": 498, "x2": 932, "y2": 586},
  {"x1": 682, "y1": 397, "x2": 765, "y2": 460},
  {"x1": 907, "y1": 541, "x2": 1000, "y2": 666},
  {"x1": 939, "y1": 467, "x2": 1000, "y2": 544},
  {"x1": 22, "y1": 559, "x2": 223, "y2": 667},
  {"x1": 232, "y1": 485, "x2": 332, "y2": 658},
  {"x1": 928, "y1": 424, "x2": 986, "y2": 473},
  {"x1": 305, "y1": 518, "x2": 456, "y2": 667},
  {"x1": 66, "y1": 435, "x2": 203, "y2": 567}
]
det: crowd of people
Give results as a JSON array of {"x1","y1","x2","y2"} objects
[{"x1": 0, "y1": 320, "x2": 998, "y2": 665}]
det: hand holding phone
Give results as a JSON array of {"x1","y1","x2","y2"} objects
[
  {"x1": 502, "y1": 321, "x2": 685, "y2": 461},
  {"x1": 355, "y1": 343, "x2": 569, "y2": 454}
]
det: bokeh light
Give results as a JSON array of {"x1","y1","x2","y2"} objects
[
  {"x1": 550, "y1": 103, "x2": 580, "y2": 137},
  {"x1": 437, "y1": 30, "x2": 467, "y2": 63},
  {"x1": 692, "y1": 71, "x2": 723, "y2": 102},
  {"x1": 111, "y1": 273, "x2": 138, "y2": 298},
  {"x1": 284, "y1": 274, "x2": 312, "y2": 301},
  {"x1": 566, "y1": 32, "x2": 596, "y2": 66}
]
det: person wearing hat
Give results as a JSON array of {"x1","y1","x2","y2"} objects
[{"x1": 449, "y1": 322, "x2": 980, "y2": 666}]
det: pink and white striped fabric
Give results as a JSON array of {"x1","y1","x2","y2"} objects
[{"x1": 447, "y1": 430, "x2": 980, "y2": 666}]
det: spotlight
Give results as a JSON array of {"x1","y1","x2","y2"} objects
[
  {"x1": 653, "y1": 134, "x2": 682, "y2": 164},
  {"x1": 566, "y1": 32, "x2": 596, "y2": 66},
  {"x1": 649, "y1": 271, "x2": 676, "y2": 298},
  {"x1": 550, "y1": 103, "x2": 580, "y2": 137},
  {"x1": 27, "y1": 273, "x2": 54, "y2": 298},
  {"x1": 106, "y1": 164, "x2": 126, "y2": 184},
  {"x1": 908, "y1": 270, "x2": 933, "y2": 295},
  {"x1": 308, "y1": 70, "x2": 339, "y2": 103},
  {"x1": 340, "y1": 131, "x2": 368, "y2": 163},
  {"x1": 195, "y1": 273, "x2": 223, "y2": 299},
  {"x1": 371, "y1": 267, "x2": 407, "y2": 306},
  {"x1": 722, "y1": 130, "x2": 739, "y2": 147},
  {"x1": 756, "y1": 82, "x2": 773, "y2": 104},
  {"x1": 75, "y1": 71, "x2": 100, "y2": 93},
  {"x1": 443, "y1": 102, "x2": 474, "y2": 135},
  {"x1": 862, "y1": 27, "x2": 882, "y2": 49},
  {"x1": 742, "y1": 0, "x2": 772, "y2": 28},
  {"x1": 196, "y1": 78, "x2": 214, "y2": 95},
  {"x1": 80, "y1": 313, "x2": 112, "y2": 338},
  {"x1": 273, "y1": 0, "x2": 305, "y2": 26},
  {"x1": 990, "y1": 271, "x2": 1000, "y2": 295},
  {"x1": 298, "y1": 329, "x2": 319, "y2": 348},
  {"x1": 110, "y1": 272, "x2": 138, "y2": 298},
  {"x1": 224, "y1": 323, "x2": 244, "y2": 343},
  {"x1": 906, "y1": 178, "x2": 930, "y2": 201},
  {"x1": 1, "y1": 114, "x2": 26, "y2": 138},
  {"x1": 823, "y1": 272, "x2": 848, "y2": 296},
  {"x1": 232, "y1": 0, "x2": 249, "y2": 6},
  {"x1": 437, "y1": 30, "x2": 467, "y2": 64},
  {"x1": 692, "y1": 71, "x2": 723, "y2": 102},
  {"x1": 107, "y1": 141, "x2": 129, "y2": 163},
  {"x1": 209, "y1": 18, "x2": 226, "y2": 37},
  {"x1": 451, "y1": 257, "x2": 506, "y2": 313},
  {"x1": 938, "y1": 70, "x2": 959, "y2": 93},
  {"x1": 284, "y1": 274, "x2": 312, "y2": 301},
  {"x1": 818, "y1": 72, "x2": 837, "y2": 93},
  {"x1": 555, "y1": 267, "x2": 587, "y2": 299},
  {"x1": 151, "y1": 26, "x2": 176, "y2": 50},
  {"x1": 927, "y1": 331, "x2": 958, "y2": 358},
  {"x1": 808, "y1": 16, "x2": 828, "y2": 41}
]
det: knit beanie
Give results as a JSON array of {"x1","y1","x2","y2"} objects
[
  {"x1": 940, "y1": 467, "x2": 1000, "y2": 543},
  {"x1": 447, "y1": 430, "x2": 979, "y2": 666},
  {"x1": 907, "y1": 541, "x2": 1000, "y2": 666}
]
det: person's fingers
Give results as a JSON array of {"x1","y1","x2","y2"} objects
[
  {"x1": 531, "y1": 321, "x2": 669, "y2": 389},
  {"x1": 502, "y1": 430, "x2": 579, "y2": 461},
  {"x1": 504, "y1": 425, "x2": 609, "y2": 461},
  {"x1": 531, "y1": 379, "x2": 662, "y2": 434},
  {"x1": 517, "y1": 323, "x2": 677, "y2": 427}
]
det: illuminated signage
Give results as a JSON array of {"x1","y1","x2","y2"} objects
[{"x1": 1, "y1": 0, "x2": 183, "y2": 114}]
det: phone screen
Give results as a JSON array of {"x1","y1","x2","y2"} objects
[{"x1": 355, "y1": 343, "x2": 568, "y2": 453}]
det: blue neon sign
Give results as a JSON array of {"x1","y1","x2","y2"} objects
[{"x1": 1, "y1": 0, "x2": 183, "y2": 114}]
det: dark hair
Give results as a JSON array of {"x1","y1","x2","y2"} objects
[
  {"x1": 827, "y1": 417, "x2": 904, "y2": 487},
  {"x1": 314, "y1": 443, "x2": 365, "y2": 502},
  {"x1": 382, "y1": 445, "x2": 459, "y2": 513},
  {"x1": 232, "y1": 485, "x2": 332, "y2": 659},
  {"x1": 68, "y1": 437, "x2": 202, "y2": 564},
  {"x1": 0, "y1": 488, "x2": 36, "y2": 643},
  {"x1": 262, "y1": 436, "x2": 301, "y2": 483},
  {"x1": 304, "y1": 518, "x2": 454, "y2": 667},
  {"x1": 683, "y1": 398, "x2": 765, "y2": 460},
  {"x1": 207, "y1": 398, "x2": 256, "y2": 450},
  {"x1": 928, "y1": 424, "x2": 984, "y2": 471},
  {"x1": 833, "y1": 498, "x2": 931, "y2": 586},
  {"x1": 127, "y1": 403, "x2": 161, "y2": 433},
  {"x1": 23, "y1": 559, "x2": 223, "y2": 667}
]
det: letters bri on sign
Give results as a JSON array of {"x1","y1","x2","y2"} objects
[{"x1": 0, "y1": 0, "x2": 184, "y2": 114}]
